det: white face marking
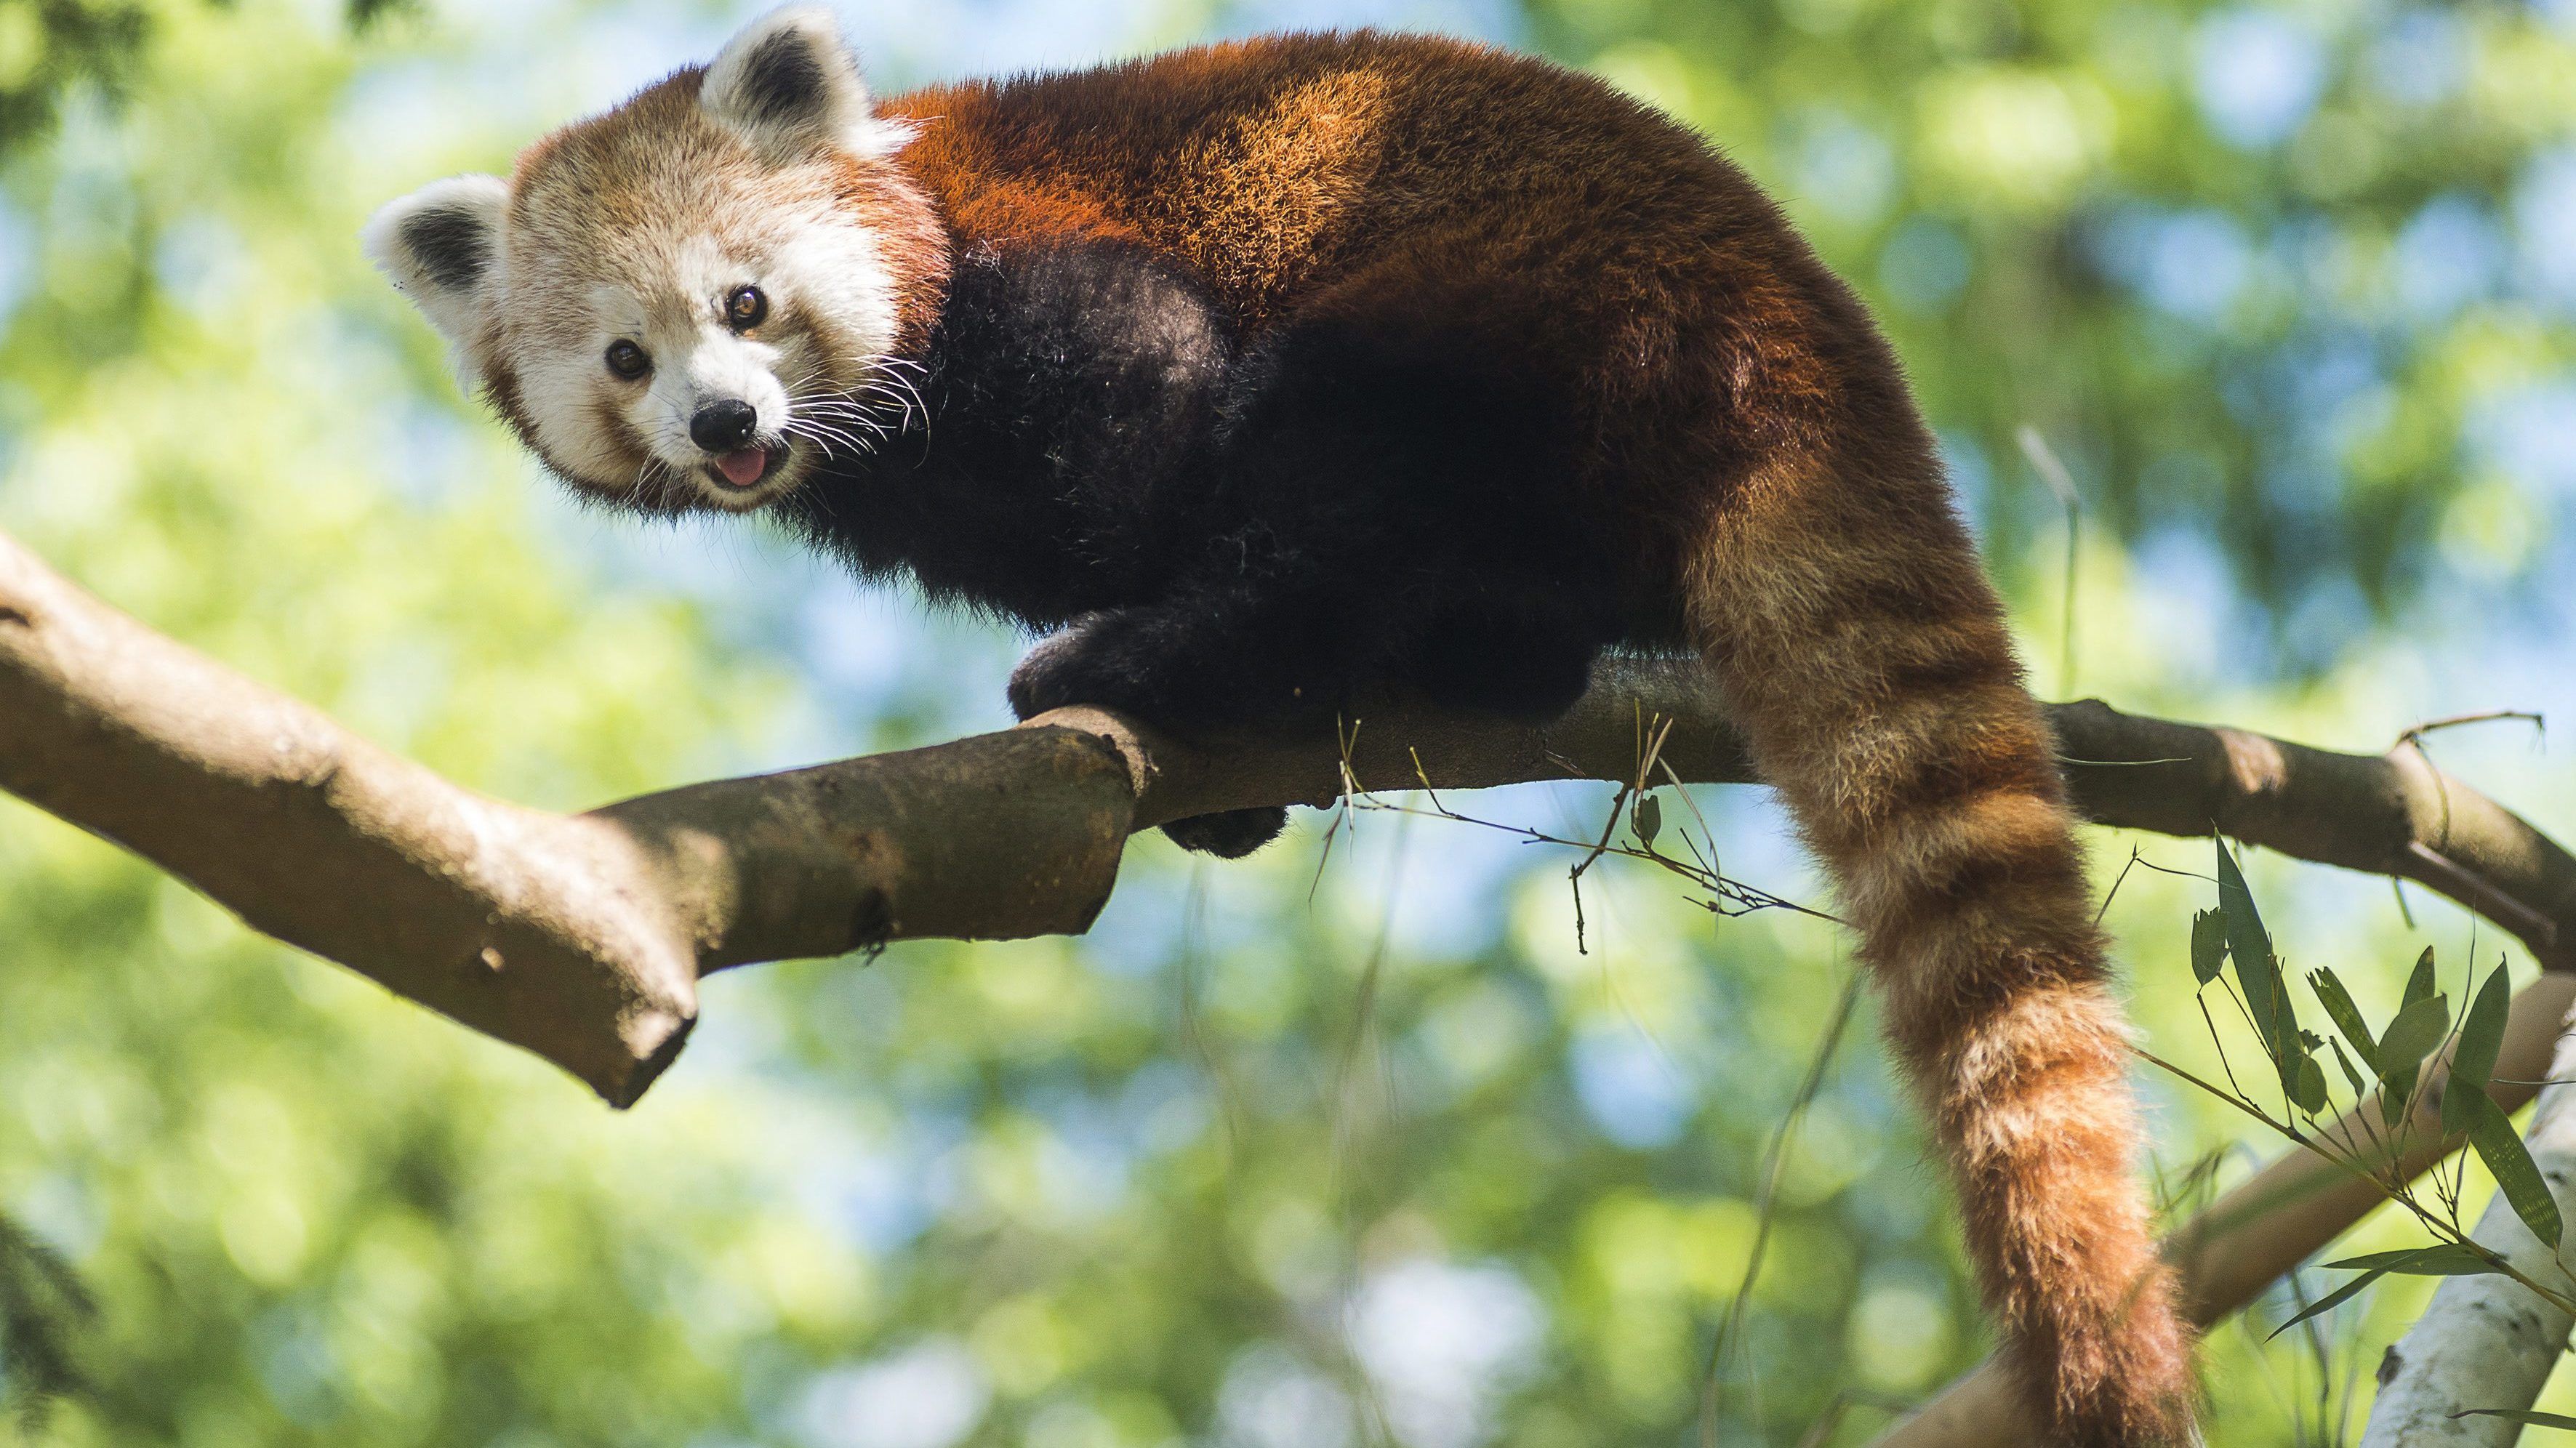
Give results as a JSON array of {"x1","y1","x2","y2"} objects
[
  {"x1": 372, "y1": 6, "x2": 927, "y2": 513},
  {"x1": 772, "y1": 219, "x2": 902, "y2": 370},
  {"x1": 503, "y1": 208, "x2": 906, "y2": 514}
]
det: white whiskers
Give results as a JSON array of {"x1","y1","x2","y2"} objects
[{"x1": 780, "y1": 359, "x2": 925, "y2": 462}]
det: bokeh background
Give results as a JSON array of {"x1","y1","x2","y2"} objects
[{"x1": 1, "y1": 0, "x2": 2573, "y2": 1441}]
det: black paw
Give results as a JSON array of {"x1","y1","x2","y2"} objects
[
  {"x1": 1008, "y1": 615, "x2": 1119, "y2": 721},
  {"x1": 1159, "y1": 806, "x2": 1288, "y2": 858}
]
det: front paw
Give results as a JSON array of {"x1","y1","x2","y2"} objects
[
  {"x1": 1160, "y1": 806, "x2": 1288, "y2": 858},
  {"x1": 1008, "y1": 615, "x2": 1118, "y2": 720}
]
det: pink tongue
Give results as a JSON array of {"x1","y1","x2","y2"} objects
[{"x1": 716, "y1": 449, "x2": 768, "y2": 486}]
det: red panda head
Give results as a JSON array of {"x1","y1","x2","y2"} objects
[{"x1": 364, "y1": 7, "x2": 944, "y2": 515}]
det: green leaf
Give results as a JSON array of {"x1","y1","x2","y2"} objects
[
  {"x1": 1630, "y1": 793, "x2": 1661, "y2": 849},
  {"x1": 2292, "y1": 1055, "x2": 2328, "y2": 1114},
  {"x1": 2308, "y1": 968, "x2": 2380, "y2": 1072},
  {"x1": 2273, "y1": 1242, "x2": 2508, "y2": 1340},
  {"x1": 2378, "y1": 993, "x2": 2452, "y2": 1127},
  {"x1": 2453, "y1": 1409, "x2": 2576, "y2": 1431},
  {"x1": 2190, "y1": 909, "x2": 2228, "y2": 986},
  {"x1": 2215, "y1": 839, "x2": 2276, "y2": 980},
  {"x1": 2444, "y1": 962, "x2": 2513, "y2": 1135},
  {"x1": 2458, "y1": 1085, "x2": 2564, "y2": 1249},
  {"x1": 2327, "y1": 1034, "x2": 2367, "y2": 1105},
  {"x1": 2268, "y1": 1263, "x2": 2393, "y2": 1338},
  {"x1": 2378, "y1": 996, "x2": 2454, "y2": 1077},
  {"x1": 2216, "y1": 840, "x2": 2305, "y2": 1095},
  {"x1": 2322, "y1": 1244, "x2": 2501, "y2": 1275},
  {"x1": 2404, "y1": 946, "x2": 2439, "y2": 1008}
]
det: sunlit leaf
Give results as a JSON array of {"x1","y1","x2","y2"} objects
[
  {"x1": 2268, "y1": 1263, "x2": 2393, "y2": 1338},
  {"x1": 2458, "y1": 1086, "x2": 2564, "y2": 1249},
  {"x1": 2405, "y1": 947, "x2": 2439, "y2": 1008},
  {"x1": 2444, "y1": 962, "x2": 2513, "y2": 1135},
  {"x1": 2215, "y1": 840, "x2": 2305, "y2": 1098},
  {"x1": 2274, "y1": 1243, "x2": 2508, "y2": 1340},
  {"x1": 2308, "y1": 968, "x2": 2379, "y2": 1072},
  {"x1": 2322, "y1": 1244, "x2": 2500, "y2": 1275},
  {"x1": 2327, "y1": 1035, "x2": 2367, "y2": 1105},
  {"x1": 2378, "y1": 994, "x2": 2452, "y2": 1127}
]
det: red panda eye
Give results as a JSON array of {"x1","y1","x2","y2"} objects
[
  {"x1": 726, "y1": 285, "x2": 767, "y2": 329},
  {"x1": 604, "y1": 340, "x2": 650, "y2": 379}
]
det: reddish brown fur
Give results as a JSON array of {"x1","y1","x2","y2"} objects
[
  {"x1": 1695, "y1": 457, "x2": 2192, "y2": 1440},
  {"x1": 875, "y1": 34, "x2": 2197, "y2": 1439},
  {"x1": 483, "y1": 29, "x2": 2197, "y2": 1440}
]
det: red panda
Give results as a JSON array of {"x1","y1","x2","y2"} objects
[{"x1": 366, "y1": 9, "x2": 2196, "y2": 1440}]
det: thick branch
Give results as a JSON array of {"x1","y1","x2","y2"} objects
[
  {"x1": 5, "y1": 526, "x2": 2572, "y2": 1120},
  {"x1": 15, "y1": 526, "x2": 2576, "y2": 1441}
]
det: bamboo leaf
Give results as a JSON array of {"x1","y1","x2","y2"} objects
[
  {"x1": 2216, "y1": 840, "x2": 2304, "y2": 1095},
  {"x1": 2327, "y1": 1034, "x2": 2367, "y2": 1104},
  {"x1": 2309, "y1": 967, "x2": 2380, "y2": 1072},
  {"x1": 2322, "y1": 1244, "x2": 2501, "y2": 1275},
  {"x1": 2292, "y1": 1054, "x2": 2328, "y2": 1114},
  {"x1": 2268, "y1": 1263, "x2": 2392, "y2": 1338},
  {"x1": 2404, "y1": 946, "x2": 2438, "y2": 1009},
  {"x1": 2191, "y1": 909, "x2": 2228, "y2": 986},
  {"x1": 2214, "y1": 839, "x2": 2274, "y2": 967},
  {"x1": 2444, "y1": 962, "x2": 2513, "y2": 1134},
  {"x1": 2378, "y1": 997, "x2": 2454, "y2": 1077},
  {"x1": 2458, "y1": 1085, "x2": 2564, "y2": 1249},
  {"x1": 2273, "y1": 1242, "x2": 2512, "y2": 1340},
  {"x1": 2378, "y1": 993, "x2": 2452, "y2": 1127}
]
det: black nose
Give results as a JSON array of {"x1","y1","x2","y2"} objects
[{"x1": 690, "y1": 398, "x2": 758, "y2": 452}]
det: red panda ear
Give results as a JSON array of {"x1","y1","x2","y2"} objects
[
  {"x1": 364, "y1": 174, "x2": 507, "y2": 380},
  {"x1": 700, "y1": 7, "x2": 909, "y2": 163}
]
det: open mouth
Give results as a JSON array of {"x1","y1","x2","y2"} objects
[{"x1": 705, "y1": 444, "x2": 787, "y2": 491}]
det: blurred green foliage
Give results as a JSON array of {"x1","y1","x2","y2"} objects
[
  {"x1": 0, "y1": 0, "x2": 151, "y2": 145},
  {"x1": 0, "y1": 0, "x2": 2570, "y2": 1445},
  {"x1": 1530, "y1": 0, "x2": 2576, "y2": 666}
]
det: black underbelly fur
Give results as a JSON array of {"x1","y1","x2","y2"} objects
[{"x1": 782, "y1": 238, "x2": 1634, "y2": 753}]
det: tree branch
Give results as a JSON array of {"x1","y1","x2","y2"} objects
[
  {"x1": 2356, "y1": 1000, "x2": 2576, "y2": 1446},
  {"x1": 7, "y1": 512, "x2": 2575, "y2": 1402},
  {"x1": 1871, "y1": 973, "x2": 2576, "y2": 1448}
]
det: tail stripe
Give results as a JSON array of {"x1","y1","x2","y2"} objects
[{"x1": 1690, "y1": 454, "x2": 2194, "y2": 1445}]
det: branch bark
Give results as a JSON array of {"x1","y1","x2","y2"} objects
[
  {"x1": 2357, "y1": 1002, "x2": 2576, "y2": 1446},
  {"x1": 5, "y1": 510, "x2": 2573, "y2": 1251}
]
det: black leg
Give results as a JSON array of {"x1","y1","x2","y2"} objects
[
  {"x1": 1007, "y1": 590, "x2": 1398, "y2": 859},
  {"x1": 1006, "y1": 584, "x2": 1392, "y2": 733},
  {"x1": 1006, "y1": 606, "x2": 1312, "y2": 858},
  {"x1": 1405, "y1": 607, "x2": 1607, "y2": 721}
]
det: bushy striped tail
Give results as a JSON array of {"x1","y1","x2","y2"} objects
[{"x1": 1688, "y1": 454, "x2": 2195, "y2": 1445}]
